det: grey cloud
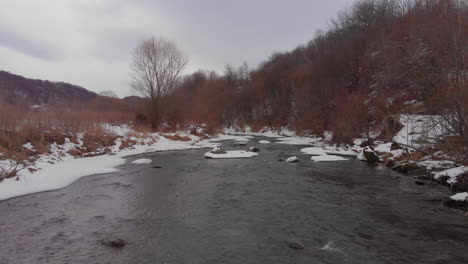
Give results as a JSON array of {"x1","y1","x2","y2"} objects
[
  {"x1": 0, "y1": 0, "x2": 355, "y2": 97},
  {"x1": 0, "y1": 29, "x2": 63, "y2": 61}
]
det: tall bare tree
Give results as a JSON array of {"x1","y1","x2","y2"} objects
[{"x1": 131, "y1": 36, "x2": 188, "y2": 128}]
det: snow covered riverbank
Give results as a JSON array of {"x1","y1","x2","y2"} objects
[
  {"x1": 0, "y1": 125, "x2": 219, "y2": 200},
  {"x1": 1, "y1": 115, "x2": 466, "y2": 202}
]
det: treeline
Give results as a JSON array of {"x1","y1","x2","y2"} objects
[{"x1": 161, "y1": 0, "x2": 466, "y2": 145}]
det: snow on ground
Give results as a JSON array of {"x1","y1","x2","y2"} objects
[
  {"x1": 450, "y1": 192, "x2": 468, "y2": 201},
  {"x1": 0, "y1": 155, "x2": 125, "y2": 201},
  {"x1": 286, "y1": 156, "x2": 299, "y2": 163},
  {"x1": 259, "y1": 140, "x2": 271, "y2": 144},
  {"x1": 223, "y1": 126, "x2": 292, "y2": 138},
  {"x1": 433, "y1": 166, "x2": 468, "y2": 184},
  {"x1": 204, "y1": 150, "x2": 258, "y2": 159},
  {"x1": 374, "y1": 142, "x2": 393, "y2": 153},
  {"x1": 0, "y1": 127, "x2": 219, "y2": 201},
  {"x1": 208, "y1": 134, "x2": 253, "y2": 142},
  {"x1": 394, "y1": 115, "x2": 447, "y2": 148},
  {"x1": 22, "y1": 142, "x2": 35, "y2": 151},
  {"x1": 275, "y1": 136, "x2": 321, "y2": 146},
  {"x1": 311, "y1": 155, "x2": 348, "y2": 162},
  {"x1": 322, "y1": 147, "x2": 359, "y2": 157},
  {"x1": 301, "y1": 147, "x2": 327, "y2": 156},
  {"x1": 301, "y1": 146, "x2": 358, "y2": 157},
  {"x1": 131, "y1": 158, "x2": 152, "y2": 164}
]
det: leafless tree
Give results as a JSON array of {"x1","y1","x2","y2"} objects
[{"x1": 131, "y1": 36, "x2": 188, "y2": 128}]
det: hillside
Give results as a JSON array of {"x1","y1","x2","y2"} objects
[{"x1": 0, "y1": 70, "x2": 97, "y2": 106}]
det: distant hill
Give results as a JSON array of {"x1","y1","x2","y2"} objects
[
  {"x1": 0, "y1": 70, "x2": 97, "y2": 106},
  {"x1": 99, "y1": 90, "x2": 119, "y2": 98},
  {"x1": 122, "y1": 95, "x2": 146, "y2": 105}
]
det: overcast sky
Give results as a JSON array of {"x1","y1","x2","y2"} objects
[{"x1": 0, "y1": 0, "x2": 354, "y2": 97}]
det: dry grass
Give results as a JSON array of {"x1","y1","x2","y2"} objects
[
  {"x1": 0, "y1": 104, "x2": 138, "y2": 162},
  {"x1": 162, "y1": 134, "x2": 192, "y2": 141}
]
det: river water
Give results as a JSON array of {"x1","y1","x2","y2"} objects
[{"x1": 0, "y1": 138, "x2": 467, "y2": 264}]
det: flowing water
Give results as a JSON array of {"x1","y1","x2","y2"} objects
[{"x1": 0, "y1": 138, "x2": 467, "y2": 264}]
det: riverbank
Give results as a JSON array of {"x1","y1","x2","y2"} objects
[{"x1": 1, "y1": 116, "x2": 467, "y2": 205}]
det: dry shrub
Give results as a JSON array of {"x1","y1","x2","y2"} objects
[
  {"x1": 119, "y1": 139, "x2": 138, "y2": 150},
  {"x1": 393, "y1": 151, "x2": 426, "y2": 163},
  {"x1": 67, "y1": 149, "x2": 86, "y2": 157},
  {"x1": 203, "y1": 126, "x2": 220, "y2": 136},
  {"x1": 250, "y1": 122, "x2": 265, "y2": 133},
  {"x1": 82, "y1": 133, "x2": 119, "y2": 152},
  {"x1": 0, "y1": 164, "x2": 21, "y2": 181},
  {"x1": 162, "y1": 134, "x2": 191, "y2": 141}
]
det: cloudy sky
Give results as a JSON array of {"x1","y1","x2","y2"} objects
[{"x1": 0, "y1": 0, "x2": 354, "y2": 97}]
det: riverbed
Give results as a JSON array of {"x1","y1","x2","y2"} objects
[{"x1": 0, "y1": 138, "x2": 467, "y2": 263}]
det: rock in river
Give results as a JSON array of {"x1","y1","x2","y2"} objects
[
  {"x1": 287, "y1": 241, "x2": 305, "y2": 250},
  {"x1": 248, "y1": 146, "x2": 260, "y2": 152},
  {"x1": 100, "y1": 238, "x2": 127, "y2": 248}
]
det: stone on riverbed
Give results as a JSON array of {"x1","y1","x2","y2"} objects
[
  {"x1": 392, "y1": 162, "x2": 423, "y2": 174},
  {"x1": 210, "y1": 146, "x2": 227, "y2": 154},
  {"x1": 362, "y1": 147, "x2": 380, "y2": 163},
  {"x1": 286, "y1": 156, "x2": 299, "y2": 163},
  {"x1": 100, "y1": 238, "x2": 127, "y2": 248},
  {"x1": 443, "y1": 192, "x2": 468, "y2": 209},
  {"x1": 248, "y1": 146, "x2": 260, "y2": 152},
  {"x1": 287, "y1": 241, "x2": 305, "y2": 250}
]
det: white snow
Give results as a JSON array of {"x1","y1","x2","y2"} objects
[
  {"x1": 209, "y1": 134, "x2": 253, "y2": 142},
  {"x1": 286, "y1": 156, "x2": 299, "y2": 163},
  {"x1": 22, "y1": 142, "x2": 35, "y2": 151},
  {"x1": 311, "y1": 155, "x2": 348, "y2": 162},
  {"x1": 0, "y1": 155, "x2": 125, "y2": 201},
  {"x1": 131, "y1": 158, "x2": 152, "y2": 164},
  {"x1": 224, "y1": 126, "x2": 294, "y2": 138},
  {"x1": 374, "y1": 142, "x2": 393, "y2": 153},
  {"x1": 301, "y1": 147, "x2": 327, "y2": 156},
  {"x1": 450, "y1": 192, "x2": 468, "y2": 201},
  {"x1": 394, "y1": 115, "x2": 447, "y2": 148},
  {"x1": 0, "y1": 128, "x2": 219, "y2": 201},
  {"x1": 323, "y1": 131, "x2": 334, "y2": 142},
  {"x1": 433, "y1": 166, "x2": 468, "y2": 184},
  {"x1": 259, "y1": 140, "x2": 271, "y2": 144},
  {"x1": 301, "y1": 146, "x2": 357, "y2": 157},
  {"x1": 204, "y1": 150, "x2": 258, "y2": 159},
  {"x1": 323, "y1": 147, "x2": 358, "y2": 157},
  {"x1": 234, "y1": 138, "x2": 250, "y2": 142},
  {"x1": 275, "y1": 136, "x2": 321, "y2": 145},
  {"x1": 210, "y1": 146, "x2": 224, "y2": 153}
]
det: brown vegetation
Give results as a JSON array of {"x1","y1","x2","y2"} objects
[{"x1": 153, "y1": 0, "x2": 467, "y2": 159}]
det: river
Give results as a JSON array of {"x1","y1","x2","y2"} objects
[{"x1": 0, "y1": 138, "x2": 467, "y2": 263}]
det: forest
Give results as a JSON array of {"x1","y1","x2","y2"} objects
[{"x1": 156, "y1": 0, "x2": 467, "y2": 152}]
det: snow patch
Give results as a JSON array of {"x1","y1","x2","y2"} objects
[
  {"x1": 22, "y1": 142, "x2": 35, "y2": 151},
  {"x1": 433, "y1": 166, "x2": 468, "y2": 184},
  {"x1": 286, "y1": 156, "x2": 299, "y2": 163},
  {"x1": 204, "y1": 150, "x2": 258, "y2": 159},
  {"x1": 0, "y1": 155, "x2": 125, "y2": 201},
  {"x1": 259, "y1": 140, "x2": 271, "y2": 144},
  {"x1": 275, "y1": 136, "x2": 321, "y2": 145},
  {"x1": 312, "y1": 155, "x2": 348, "y2": 162},
  {"x1": 301, "y1": 147, "x2": 327, "y2": 156},
  {"x1": 131, "y1": 158, "x2": 152, "y2": 164},
  {"x1": 450, "y1": 192, "x2": 468, "y2": 201}
]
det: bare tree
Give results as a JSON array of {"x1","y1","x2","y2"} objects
[{"x1": 131, "y1": 36, "x2": 188, "y2": 128}]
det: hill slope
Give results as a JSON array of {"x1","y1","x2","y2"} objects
[{"x1": 0, "y1": 71, "x2": 97, "y2": 106}]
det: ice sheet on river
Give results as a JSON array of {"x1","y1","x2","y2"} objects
[
  {"x1": 204, "y1": 150, "x2": 258, "y2": 159},
  {"x1": 311, "y1": 155, "x2": 348, "y2": 162}
]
